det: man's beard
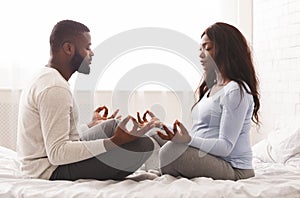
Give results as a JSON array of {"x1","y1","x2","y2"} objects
[{"x1": 71, "y1": 49, "x2": 90, "y2": 74}]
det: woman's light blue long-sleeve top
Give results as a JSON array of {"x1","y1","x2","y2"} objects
[{"x1": 188, "y1": 81, "x2": 254, "y2": 169}]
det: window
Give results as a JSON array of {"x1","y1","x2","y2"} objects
[{"x1": 0, "y1": 0, "x2": 252, "y2": 91}]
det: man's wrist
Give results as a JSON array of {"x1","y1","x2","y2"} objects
[
  {"x1": 87, "y1": 122, "x2": 94, "y2": 128},
  {"x1": 103, "y1": 138, "x2": 119, "y2": 151}
]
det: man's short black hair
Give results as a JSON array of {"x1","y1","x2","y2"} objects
[{"x1": 50, "y1": 20, "x2": 90, "y2": 52}]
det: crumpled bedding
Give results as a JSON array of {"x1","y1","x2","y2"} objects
[{"x1": 1, "y1": 146, "x2": 300, "y2": 198}]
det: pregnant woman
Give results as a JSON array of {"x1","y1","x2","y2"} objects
[{"x1": 141, "y1": 22, "x2": 260, "y2": 180}]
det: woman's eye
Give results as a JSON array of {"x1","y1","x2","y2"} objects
[{"x1": 205, "y1": 45, "x2": 212, "y2": 50}]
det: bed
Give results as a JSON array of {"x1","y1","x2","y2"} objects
[
  {"x1": 1, "y1": 122, "x2": 300, "y2": 198},
  {"x1": 1, "y1": 141, "x2": 300, "y2": 198}
]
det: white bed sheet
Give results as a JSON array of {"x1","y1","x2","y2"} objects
[{"x1": 1, "y1": 146, "x2": 300, "y2": 198}]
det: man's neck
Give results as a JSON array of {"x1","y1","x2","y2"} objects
[{"x1": 48, "y1": 59, "x2": 74, "y2": 81}]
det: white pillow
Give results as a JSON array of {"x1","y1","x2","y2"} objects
[
  {"x1": 0, "y1": 146, "x2": 23, "y2": 178},
  {"x1": 268, "y1": 127, "x2": 300, "y2": 163},
  {"x1": 252, "y1": 117, "x2": 300, "y2": 166},
  {"x1": 0, "y1": 146, "x2": 17, "y2": 158},
  {"x1": 252, "y1": 139, "x2": 274, "y2": 163},
  {"x1": 285, "y1": 153, "x2": 300, "y2": 168}
]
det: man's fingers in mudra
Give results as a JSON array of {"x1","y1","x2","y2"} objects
[
  {"x1": 137, "y1": 112, "x2": 144, "y2": 125},
  {"x1": 108, "y1": 109, "x2": 119, "y2": 119},
  {"x1": 145, "y1": 110, "x2": 156, "y2": 118},
  {"x1": 95, "y1": 106, "x2": 109, "y2": 118},
  {"x1": 142, "y1": 111, "x2": 149, "y2": 122}
]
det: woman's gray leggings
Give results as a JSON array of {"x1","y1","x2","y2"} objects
[{"x1": 152, "y1": 134, "x2": 254, "y2": 180}]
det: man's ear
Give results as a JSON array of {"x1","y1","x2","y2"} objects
[{"x1": 62, "y1": 42, "x2": 75, "y2": 56}]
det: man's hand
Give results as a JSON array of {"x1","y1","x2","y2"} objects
[
  {"x1": 104, "y1": 116, "x2": 159, "y2": 150},
  {"x1": 157, "y1": 120, "x2": 191, "y2": 143},
  {"x1": 88, "y1": 106, "x2": 121, "y2": 128}
]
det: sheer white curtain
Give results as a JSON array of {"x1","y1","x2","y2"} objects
[{"x1": 0, "y1": 0, "x2": 251, "y2": 150}]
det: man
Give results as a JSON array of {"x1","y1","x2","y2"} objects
[{"x1": 17, "y1": 20, "x2": 155, "y2": 181}]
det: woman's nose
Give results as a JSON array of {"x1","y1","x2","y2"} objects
[{"x1": 199, "y1": 50, "x2": 205, "y2": 59}]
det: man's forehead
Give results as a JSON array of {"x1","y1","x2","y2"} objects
[
  {"x1": 78, "y1": 32, "x2": 91, "y2": 39},
  {"x1": 76, "y1": 32, "x2": 91, "y2": 44}
]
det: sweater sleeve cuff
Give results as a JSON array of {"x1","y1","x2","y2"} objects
[
  {"x1": 82, "y1": 139, "x2": 107, "y2": 155},
  {"x1": 187, "y1": 136, "x2": 201, "y2": 148},
  {"x1": 78, "y1": 124, "x2": 89, "y2": 133}
]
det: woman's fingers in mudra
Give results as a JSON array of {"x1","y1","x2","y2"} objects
[
  {"x1": 156, "y1": 120, "x2": 191, "y2": 143},
  {"x1": 156, "y1": 123, "x2": 177, "y2": 140}
]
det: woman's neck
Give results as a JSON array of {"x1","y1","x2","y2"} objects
[{"x1": 215, "y1": 71, "x2": 229, "y2": 86}]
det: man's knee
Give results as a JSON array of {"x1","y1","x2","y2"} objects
[
  {"x1": 102, "y1": 119, "x2": 119, "y2": 132},
  {"x1": 122, "y1": 136, "x2": 154, "y2": 153},
  {"x1": 136, "y1": 136, "x2": 155, "y2": 153}
]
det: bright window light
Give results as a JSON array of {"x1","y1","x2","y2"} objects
[{"x1": 0, "y1": 0, "x2": 248, "y2": 91}]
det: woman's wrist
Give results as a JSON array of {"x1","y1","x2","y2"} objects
[{"x1": 185, "y1": 135, "x2": 193, "y2": 145}]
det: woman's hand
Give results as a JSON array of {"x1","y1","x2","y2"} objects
[
  {"x1": 88, "y1": 106, "x2": 121, "y2": 128},
  {"x1": 137, "y1": 110, "x2": 160, "y2": 127},
  {"x1": 110, "y1": 115, "x2": 158, "y2": 146},
  {"x1": 157, "y1": 120, "x2": 191, "y2": 144}
]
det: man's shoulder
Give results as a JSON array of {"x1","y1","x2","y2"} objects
[
  {"x1": 23, "y1": 67, "x2": 70, "y2": 99},
  {"x1": 33, "y1": 67, "x2": 69, "y2": 90}
]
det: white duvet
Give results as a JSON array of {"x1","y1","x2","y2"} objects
[{"x1": 1, "y1": 146, "x2": 300, "y2": 198}]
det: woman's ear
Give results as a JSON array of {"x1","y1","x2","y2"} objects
[{"x1": 62, "y1": 42, "x2": 75, "y2": 56}]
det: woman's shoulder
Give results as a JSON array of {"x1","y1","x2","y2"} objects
[
  {"x1": 222, "y1": 81, "x2": 253, "y2": 102},
  {"x1": 221, "y1": 81, "x2": 253, "y2": 105},
  {"x1": 223, "y1": 81, "x2": 239, "y2": 93},
  {"x1": 224, "y1": 81, "x2": 250, "y2": 94}
]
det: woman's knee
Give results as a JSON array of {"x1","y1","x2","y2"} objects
[{"x1": 159, "y1": 142, "x2": 188, "y2": 170}]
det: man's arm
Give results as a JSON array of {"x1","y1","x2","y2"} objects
[{"x1": 39, "y1": 87, "x2": 107, "y2": 165}]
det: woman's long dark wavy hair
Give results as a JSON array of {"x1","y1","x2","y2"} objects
[{"x1": 192, "y1": 22, "x2": 260, "y2": 124}]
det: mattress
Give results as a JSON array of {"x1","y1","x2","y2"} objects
[{"x1": 0, "y1": 146, "x2": 300, "y2": 198}]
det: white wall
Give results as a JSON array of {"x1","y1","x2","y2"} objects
[
  {"x1": 0, "y1": 90, "x2": 194, "y2": 151},
  {"x1": 253, "y1": 0, "x2": 300, "y2": 139},
  {"x1": 0, "y1": 0, "x2": 250, "y2": 150},
  {"x1": 0, "y1": 0, "x2": 248, "y2": 90},
  {"x1": 2, "y1": 0, "x2": 300, "y2": 150}
]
